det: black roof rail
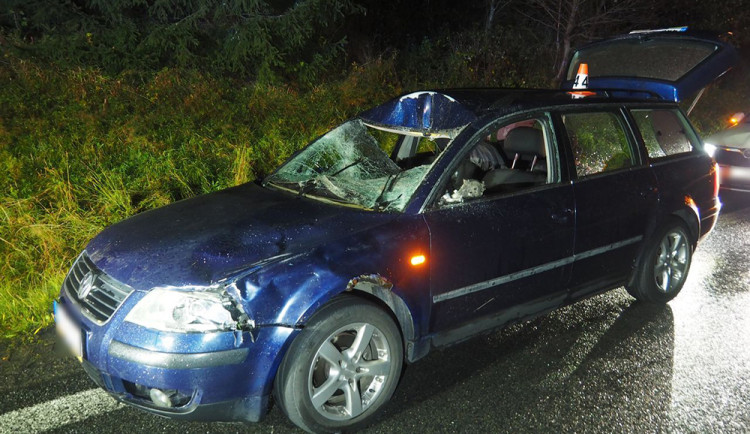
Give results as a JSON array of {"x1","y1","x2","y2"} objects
[
  {"x1": 585, "y1": 88, "x2": 664, "y2": 100},
  {"x1": 506, "y1": 87, "x2": 665, "y2": 100}
]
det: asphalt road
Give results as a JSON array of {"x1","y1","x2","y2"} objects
[{"x1": 1, "y1": 192, "x2": 748, "y2": 434}]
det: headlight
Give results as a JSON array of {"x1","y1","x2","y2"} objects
[
  {"x1": 125, "y1": 288, "x2": 237, "y2": 333},
  {"x1": 704, "y1": 142, "x2": 717, "y2": 157}
]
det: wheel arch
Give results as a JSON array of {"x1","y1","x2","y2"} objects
[
  {"x1": 670, "y1": 200, "x2": 700, "y2": 249},
  {"x1": 344, "y1": 276, "x2": 426, "y2": 362},
  {"x1": 627, "y1": 205, "x2": 699, "y2": 289},
  {"x1": 290, "y1": 273, "x2": 425, "y2": 363}
]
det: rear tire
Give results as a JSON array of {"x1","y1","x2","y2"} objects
[
  {"x1": 627, "y1": 220, "x2": 693, "y2": 303},
  {"x1": 274, "y1": 296, "x2": 403, "y2": 433}
]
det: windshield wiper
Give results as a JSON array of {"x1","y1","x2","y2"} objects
[
  {"x1": 263, "y1": 179, "x2": 318, "y2": 197},
  {"x1": 295, "y1": 176, "x2": 352, "y2": 205},
  {"x1": 329, "y1": 158, "x2": 363, "y2": 177},
  {"x1": 297, "y1": 178, "x2": 318, "y2": 195},
  {"x1": 373, "y1": 172, "x2": 402, "y2": 210}
]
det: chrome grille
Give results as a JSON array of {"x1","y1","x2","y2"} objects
[{"x1": 63, "y1": 253, "x2": 134, "y2": 323}]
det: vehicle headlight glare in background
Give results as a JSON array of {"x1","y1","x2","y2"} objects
[
  {"x1": 125, "y1": 288, "x2": 235, "y2": 332},
  {"x1": 704, "y1": 142, "x2": 717, "y2": 157}
]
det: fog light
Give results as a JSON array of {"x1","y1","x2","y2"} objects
[
  {"x1": 149, "y1": 388, "x2": 174, "y2": 408},
  {"x1": 123, "y1": 380, "x2": 192, "y2": 408}
]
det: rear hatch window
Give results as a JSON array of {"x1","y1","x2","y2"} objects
[
  {"x1": 567, "y1": 39, "x2": 716, "y2": 82},
  {"x1": 563, "y1": 31, "x2": 738, "y2": 102}
]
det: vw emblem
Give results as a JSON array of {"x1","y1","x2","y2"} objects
[
  {"x1": 78, "y1": 273, "x2": 95, "y2": 300},
  {"x1": 743, "y1": 149, "x2": 750, "y2": 159}
]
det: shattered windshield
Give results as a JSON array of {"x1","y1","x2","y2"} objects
[{"x1": 265, "y1": 119, "x2": 448, "y2": 212}]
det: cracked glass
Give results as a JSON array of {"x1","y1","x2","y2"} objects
[{"x1": 265, "y1": 119, "x2": 447, "y2": 212}]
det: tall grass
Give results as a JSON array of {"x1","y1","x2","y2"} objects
[{"x1": 0, "y1": 55, "x2": 399, "y2": 339}]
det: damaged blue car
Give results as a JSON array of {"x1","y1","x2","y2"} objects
[{"x1": 55, "y1": 30, "x2": 734, "y2": 433}]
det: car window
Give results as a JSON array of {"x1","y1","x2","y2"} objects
[
  {"x1": 562, "y1": 111, "x2": 634, "y2": 178},
  {"x1": 630, "y1": 109, "x2": 695, "y2": 158},
  {"x1": 438, "y1": 117, "x2": 555, "y2": 206},
  {"x1": 266, "y1": 119, "x2": 452, "y2": 212},
  {"x1": 568, "y1": 39, "x2": 716, "y2": 82}
]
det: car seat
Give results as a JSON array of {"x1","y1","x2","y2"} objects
[{"x1": 483, "y1": 127, "x2": 546, "y2": 191}]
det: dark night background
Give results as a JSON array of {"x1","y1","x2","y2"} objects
[{"x1": 2, "y1": 0, "x2": 749, "y2": 85}]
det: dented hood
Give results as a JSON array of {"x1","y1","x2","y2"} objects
[
  {"x1": 562, "y1": 29, "x2": 738, "y2": 102},
  {"x1": 85, "y1": 183, "x2": 391, "y2": 291}
]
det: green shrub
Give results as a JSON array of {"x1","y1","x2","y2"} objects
[{"x1": 1, "y1": 0, "x2": 363, "y2": 84}]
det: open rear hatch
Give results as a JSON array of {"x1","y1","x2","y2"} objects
[{"x1": 561, "y1": 28, "x2": 739, "y2": 102}]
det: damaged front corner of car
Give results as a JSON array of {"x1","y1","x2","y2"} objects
[
  {"x1": 222, "y1": 282, "x2": 259, "y2": 341},
  {"x1": 346, "y1": 274, "x2": 394, "y2": 291}
]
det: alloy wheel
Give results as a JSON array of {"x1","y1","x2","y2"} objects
[
  {"x1": 653, "y1": 230, "x2": 689, "y2": 293},
  {"x1": 307, "y1": 322, "x2": 392, "y2": 421}
]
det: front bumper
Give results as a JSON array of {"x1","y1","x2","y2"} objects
[
  {"x1": 108, "y1": 340, "x2": 249, "y2": 369},
  {"x1": 79, "y1": 358, "x2": 269, "y2": 422},
  {"x1": 55, "y1": 294, "x2": 298, "y2": 423}
]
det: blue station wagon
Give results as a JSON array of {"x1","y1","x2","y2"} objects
[{"x1": 54, "y1": 30, "x2": 734, "y2": 432}]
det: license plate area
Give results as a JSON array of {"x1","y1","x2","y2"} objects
[{"x1": 54, "y1": 301, "x2": 83, "y2": 362}]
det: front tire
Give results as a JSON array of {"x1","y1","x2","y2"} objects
[
  {"x1": 274, "y1": 296, "x2": 403, "y2": 433},
  {"x1": 627, "y1": 220, "x2": 693, "y2": 303}
]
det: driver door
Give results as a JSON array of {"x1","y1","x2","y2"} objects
[{"x1": 424, "y1": 115, "x2": 576, "y2": 337}]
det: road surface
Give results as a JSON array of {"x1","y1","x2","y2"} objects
[{"x1": 1, "y1": 192, "x2": 748, "y2": 433}]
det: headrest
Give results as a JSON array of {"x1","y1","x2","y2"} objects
[{"x1": 504, "y1": 127, "x2": 545, "y2": 155}]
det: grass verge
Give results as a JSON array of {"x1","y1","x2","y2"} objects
[{"x1": 0, "y1": 56, "x2": 399, "y2": 339}]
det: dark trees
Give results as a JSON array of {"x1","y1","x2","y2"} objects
[
  {"x1": 520, "y1": 0, "x2": 655, "y2": 84},
  {"x1": 1, "y1": 0, "x2": 744, "y2": 86},
  {"x1": 1, "y1": 0, "x2": 363, "y2": 81}
]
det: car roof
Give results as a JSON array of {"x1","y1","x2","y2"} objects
[
  {"x1": 438, "y1": 88, "x2": 675, "y2": 115},
  {"x1": 359, "y1": 89, "x2": 676, "y2": 136}
]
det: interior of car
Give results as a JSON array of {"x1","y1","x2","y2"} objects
[{"x1": 443, "y1": 118, "x2": 551, "y2": 203}]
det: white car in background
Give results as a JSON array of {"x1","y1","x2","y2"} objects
[{"x1": 705, "y1": 113, "x2": 750, "y2": 192}]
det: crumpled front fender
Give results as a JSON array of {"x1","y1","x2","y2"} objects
[
  {"x1": 232, "y1": 253, "x2": 350, "y2": 327},
  {"x1": 228, "y1": 215, "x2": 431, "y2": 341}
]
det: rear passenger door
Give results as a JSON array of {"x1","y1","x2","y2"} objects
[{"x1": 559, "y1": 109, "x2": 658, "y2": 299}]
